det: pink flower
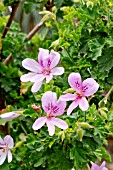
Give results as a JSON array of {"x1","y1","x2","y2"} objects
[
  {"x1": 20, "y1": 48, "x2": 64, "y2": 93},
  {"x1": 60, "y1": 73, "x2": 99, "y2": 115},
  {"x1": 91, "y1": 161, "x2": 108, "y2": 170},
  {"x1": 32, "y1": 91, "x2": 68, "y2": 136},
  {"x1": 0, "y1": 111, "x2": 20, "y2": 120},
  {"x1": 0, "y1": 135, "x2": 14, "y2": 165}
]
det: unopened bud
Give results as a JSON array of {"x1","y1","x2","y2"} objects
[
  {"x1": 32, "y1": 105, "x2": 42, "y2": 114},
  {"x1": 79, "y1": 122, "x2": 93, "y2": 129},
  {"x1": 63, "y1": 88, "x2": 75, "y2": 94},
  {"x1": 77, "y1": 128, "x2": 83, "y2": 142}
]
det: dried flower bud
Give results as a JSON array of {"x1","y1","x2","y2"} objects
[{"x1": 32, "y1": 105, "x2": 42, "y2": 114}]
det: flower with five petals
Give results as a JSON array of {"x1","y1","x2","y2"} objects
[
  {"x1": 0, "y1": 135, "x2": 14, "y2": 165},
  {"x1": 20, "y1": 48, "x2": 64, "y2": 93},
  {"x1": 32, "y1": 91, "x2": 68, "y2": 136},
  {"x1": 60, "y1": 72, "x2": 99, "y2": 115}
]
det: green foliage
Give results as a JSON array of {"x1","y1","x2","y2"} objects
[{"x1": 0, "y1": 0, "x2": 113, "y2": 169}]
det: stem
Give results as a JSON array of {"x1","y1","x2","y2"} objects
[
  {"x1": 84, "y1": 111, "x2": 86, "y2": 122},
  {"x1": 27, "y1": 21, "x2": 44, "y2": 41},
  {"x1": 3, "y1": 21, "x2": 44, "y2": 65},
  {"x1": 2, "y1": 2, "x2": 19, "y2": 38},
  {"x1": 20, "y1": 122, "x2": 28, "y2": 135}
]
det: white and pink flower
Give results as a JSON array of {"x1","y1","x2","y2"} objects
[
  {"x1": 91, "y1": 161, "x2": 108, "y2": 170},
  {"x1": 32, "y1": 91, "x2": 68, "y2": 136},
  {"x1": 20, "y1": 48, "x2": 64, "y2": 93},
  {"x1": 0, "y1": 135, "x2": 14, "y2": 165},
  {"x1": 60, "y1": 72, "x2": 99, "y2": 115}
]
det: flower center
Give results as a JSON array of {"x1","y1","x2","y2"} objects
[{"x1": 42, "y1": 69, "x2": 51, "y2": 75}]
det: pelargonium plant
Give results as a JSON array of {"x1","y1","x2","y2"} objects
[
  {"x1": 0, "y1": 135, "x2": 14, "y2": 165},
  {"x1": 60, "y1": 72, "x2": 99, "y2": 115},
  {"x1": 32, "y1": 91, "x2": 68, "y2": 136},
  {"x1": 20, "y1": 48, "x2": 64, "y2": 93}
]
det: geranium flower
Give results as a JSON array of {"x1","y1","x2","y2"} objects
[
  {"x1": 91, "y1": 161, "x2": 108, "y2": 170},
  {"x1": 32, "y1": 91, "x2": 68, "y2": 136},
  {"x1": 0, "y1": 111, "x2": 22, "y2": 120},
  {"x1": 0, "y1": 135, "x2": 14, "y2": 165},
  {"x1": 60, "y1": 73, "x2": 99, "y2": 115},
  {"x1": 20, "y1": 48, "x2": 64, "y2": 93}
]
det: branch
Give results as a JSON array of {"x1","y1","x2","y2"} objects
[
  {"x1": 3, "y1": 21, "x2": 44, "y2": 65},
  {"x1": 27, "y1": 21, "x2": 44, "y2": 41},
  {"x1": 2, "y1": 2, "x2": 19, "y2": 38},
  {"x1": 3, "y1": 53, "x2": 12, "y2": 65}
]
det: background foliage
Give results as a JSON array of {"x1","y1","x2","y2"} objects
[{"x1": 0, "y1": 0, "x2": 113, "y2": 169}]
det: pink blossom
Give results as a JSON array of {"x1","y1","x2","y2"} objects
[
  {"x1": 0, "y1": 135, "x2": 14, "y2": 165},
  {"x1": 0, "y1": 111, "x2": 21, "y2": 120},
  {"x1": 20, "y1": 48, "x2": 64, "y2": 93},
  {"x1": 32, "y1": 91, "x2": 68, "y2": 136},
  {"x1": 91, "y1": 161, "x2": 108, "y2": 170},
  {"x1": 60, "y1": 73, "x2": 99, "y2": 115}
]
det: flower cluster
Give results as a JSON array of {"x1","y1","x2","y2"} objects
[{"x1": 0, "y1": 48, "x2": 100, "y2": 167}]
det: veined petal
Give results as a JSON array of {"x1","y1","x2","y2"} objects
[
  {"x1": 32, "y1": 117, "x2": 47, "y2": 130},
  {"x1": 20, "y1": 73, "x2": 37, "y2": 82},
  {"x1": 30, "y1": 74, "x2": 45, "y2": 82},
  {"x1": 67, "y1": 101, "x2": 79, "y2": 115},
  {"x1": 59, "y1": 93, "x2": 76, "y2": 101},
  {"x1": 0, "y1": 112, "x2": 20, "y2": 120},
  {"x1": 49, "y1": 50, "x2": 60, "y2": 69},
  {"x1": 52, "y1": 100, "x2": 66, "y2": 116},
  {"x1": 8, "y1": 150, "x2": 12, "y2": 163},
  {"x1": 46, "y1": 74, "x2": 53, "y2": 83},
  {"x1": 79, "y1": 97, "x2": 89, "y2": 111},
  {"x1": 0, "y1": 149, "x2": 7, "y2": 165},
  {"x1": 41, "y1": 91, "x2": 57, "y2": 113},
  {"x1": 4, "y1": 135, "x2": 14, "y2": 148},
  {"x1": 68, "y1": 73, "x2": 82, "y2": 93},
  {"x1": 82, "y1": 78, "x2": 99, "y2": 97},
  {"x1": 51, "y1": 67, "x2": 64, "y2": 75},
  {"x1": 22, "y1": 58, "x2": 43, "y2": 73},
  {"x1": 91, "y1": 163, "x2": 99, "y2": 170},
  {"x1": 31, "y1": 81, "x2": 42, "y2": 93},
  {"x1": 38, "y1": 48, "x2": 49, "y2": 66},
  {"x1": 51, "y1": 117, "x2": 68, "y2": 129},
  {"x1": 46, "y1": 119, "x2": 55, "y2": 136}
]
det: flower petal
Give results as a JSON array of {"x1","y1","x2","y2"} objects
[
  {"x1": 20, "y1": 73, "x2": 37, "y2": 82},
  {"x1": 0, "y1": 137, "x2": 5, "y2": 146},
  {"x1": 30, "y1": 74, "x2": 45, "y2": 82},
  {"x1": 102, "y1": 168, "x2": 108, "y2": 170},
  {"x1": 32, "y1": 117, "x2": 47, "y2": 130},
  {"x1": 38, "y1": 48, "x2": 49, "y2": 66},
  {"x1": 51, "y1": 67, "x2": 64, "y2": 75},
  {"x1": 31, "y1": 81, "x2": 42, "y2": 93},
  {"x1": 68, "y1": 73, "x2": 82, "y2": 93},
  {"x1": 82, "y1": 78, "x2": 99, "y2": 97},
  {"x1": 79, "y1": 97, "x2": 89, "y2": 111},
  {"x1": 4, "y1": 135, "x2": 14, "y2": 148},
  {"x1": 52, "y1": 100, "x2": 66, "y2": 116},
  {"x1": 46, "y1": 119, "x2": 55, "y2": 136},
  {"x1": 0, "y1": 112, "x2": 20, "y2": 120},
  {"x1": 100, "y1": 161, "x2": 106, "y2": 169},
  {"x1": 41, "y1": 91, "x2": 57, "y2": 113},
  {"x1": 67, "y1": 101, "x2": 79, "y2": 115},
  {"x1": 49, "y1": 50, "x2": 60, "y2": 69},
  {"x1": 51, "y1": 117, "x2": 68, "y2": 129},
  {"x1": 22, "y1": 58, "x2": 42, "y2": 73},
  {"x1": 91, "y1": 163, "x2": 99, "y2": 170},
  {"x1": 0, "y1": 149, "x2": 7, "y2": 165},
  {"x1": 59, "y1": 93, "x2": 76, "y2": 101},
  {"x1": 8, "y1": 150, "x2": 12, "y2": 163},
  {"x1": 45, "y1": 74, "x2": 53, "y2": 83}
]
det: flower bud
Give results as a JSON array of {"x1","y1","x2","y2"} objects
[
  {"x1": 32, "y1": 105, "x2": 42, "y2": 114},
  {"x1": 77, "y1": 128, "x2": 83, "y2": 142}
]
